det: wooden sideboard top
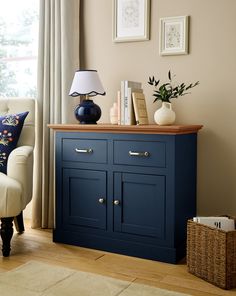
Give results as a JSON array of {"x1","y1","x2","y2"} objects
[{"x1": 48, "y1": 124, "x2": 203, "y2": 135}]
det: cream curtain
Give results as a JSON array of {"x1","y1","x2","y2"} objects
[{"x1": 32, "y1": 0, "x2": 80, "y2": 228}]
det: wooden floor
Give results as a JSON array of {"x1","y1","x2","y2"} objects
[{"x1": 0, "y1": 221, "x2": 235, "y2": 296}]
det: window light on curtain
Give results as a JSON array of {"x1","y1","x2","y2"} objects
[
  {"x1": 0, "y1": 0, "x2": 39, "y2": 98},
  {"x1": 32, "y1": 0, "x2": 80, "y2": 229}
]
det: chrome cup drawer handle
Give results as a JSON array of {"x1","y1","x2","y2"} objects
[
  {"x1": 129, "y1": 151, "x2": 149, "y2": 157},
  {"x1": 75, "y1": 148, "x2": 93, "y2": 154}
]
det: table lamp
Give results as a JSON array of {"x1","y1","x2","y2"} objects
[{"x1": 69, "y1": 70, "x2": 106, "y2": 124}]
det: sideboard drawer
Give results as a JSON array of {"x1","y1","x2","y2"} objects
[
  {"x1": 113, "y1": 140, "x2": 166, "y2": 167},
  {"x1": 62, "y1": 138, "x2": 107, "y2": 163}
]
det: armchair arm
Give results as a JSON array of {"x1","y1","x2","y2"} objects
[{"x1": 7, "y1": 146, "x2": 34, "y2": 208}]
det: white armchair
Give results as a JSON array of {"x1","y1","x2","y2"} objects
[{"x1": 0, "y1": 98, "x2": 35, "y2": 256}]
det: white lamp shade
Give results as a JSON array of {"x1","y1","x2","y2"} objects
[{"x1": 69, "y1": 70, "x2": 106, "y2": 97}]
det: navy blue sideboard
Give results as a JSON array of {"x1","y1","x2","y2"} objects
[{"x1": 49, "y1": 124, "x2": 202, "y2": 264}]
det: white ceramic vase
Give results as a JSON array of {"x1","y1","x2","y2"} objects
[{"x1": 154, "y1": 102, "x2": 176, "y2": 125}]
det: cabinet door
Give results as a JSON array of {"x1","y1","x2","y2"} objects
[
  {"x1": 63, "y1": 169, "x2": 107, "y2": 230},
  {"x1": 114, "y1": 173, "x2": 165, "y2": 239}
]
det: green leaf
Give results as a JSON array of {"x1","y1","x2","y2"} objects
[
  {"x1": 155, "y1": 79, "x2": 160, "y2": 86},
  {"x1": 148, "y1": 72, "x2": 199, "y2": 103}
]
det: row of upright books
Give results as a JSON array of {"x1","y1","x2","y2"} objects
[{"x1": 117, "y1": 80, "x2": 149, "y2": 125}]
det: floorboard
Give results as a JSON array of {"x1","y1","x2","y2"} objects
[{"x1": 0, "y1": 220, "x2": 234, "y2": 296}]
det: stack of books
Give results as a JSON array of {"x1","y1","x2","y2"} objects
[{"x1": 117, "y1": 80, "x2": 148, "y2": 125}]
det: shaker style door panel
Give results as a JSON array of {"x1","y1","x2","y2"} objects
[
  {"x1": 63, "y1": 169, "x2": 107, "y2": 230},
  {"x1": 114, "y1": 172, "x2": 166, "y2": 239}
]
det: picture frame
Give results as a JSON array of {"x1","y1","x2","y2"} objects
[
  {"x1": 159, "y1": 16, "x2": 189, "y2": 56},
  {"x1": 113, "y1": 0, "x2": 150, "y2": 43},
  {"x1": 132, "y1": 92, "x2": 149, "y2": 125}
]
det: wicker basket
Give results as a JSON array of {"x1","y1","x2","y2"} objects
[{"x1": 187, "y1": 219, "x2": 236, "y2": 289}]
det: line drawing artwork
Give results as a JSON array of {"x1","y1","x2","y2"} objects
[
  {"x1": 159, "y1": 16, "x2": 188, "y2": 55},
  {"x1": 122, "y1": 0, "x2": 140, "y2": 28},
  {"x1": 165, "y1": 23, "x2": 181, "y2": 49},
  {"x1": 113, "y1": 0, "x2": 150, "y2": 42}
]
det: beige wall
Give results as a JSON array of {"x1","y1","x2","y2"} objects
[{"x1": 80, "y1": 0, "x2": 236, "y2": 215}]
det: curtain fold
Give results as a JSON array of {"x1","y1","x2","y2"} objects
[{"x1": 32, "y1": 0, "x2": 80, "y2": 228}]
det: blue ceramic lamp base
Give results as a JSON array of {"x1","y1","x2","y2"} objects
[{"x1": 74, "y1": 99, "x2": 101, "y2": 124}]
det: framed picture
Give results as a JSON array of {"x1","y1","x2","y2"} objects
[
  {"x1": 132, "y1": 92, "x2": 149, "y2": 125},
  {"x1": 113, "y1": 0, "x2": 150, "y2": 42},
  {"x1": 159, "y1": 16, "x2": 189, "y2": 56}
]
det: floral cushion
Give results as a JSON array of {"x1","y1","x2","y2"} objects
[{"x1": 0, "y1": 111, "x2": 29, "y2": 174}]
